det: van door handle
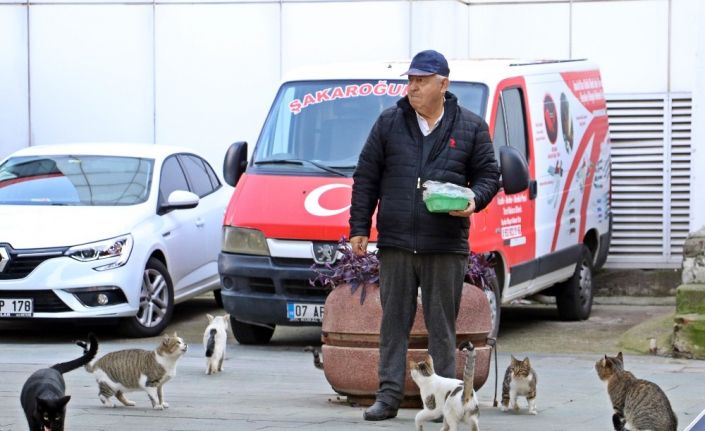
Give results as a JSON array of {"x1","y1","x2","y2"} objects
[
  {"x1": 529, "y1": 180, "x2": 537, "y2": 200},
  {"x1": 196, "y1": 218, "x2": 205, "y2": 228}
]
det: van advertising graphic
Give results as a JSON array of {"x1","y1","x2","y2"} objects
[
  {"x1": 531, "y1": 70, "x2": 610, "y2": 257},
  {"x1": 288, "y1": 81, "x2": 408, "y2": 114}
]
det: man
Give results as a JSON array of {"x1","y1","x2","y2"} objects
[{"x1": 349, "y1": 49, "x2": 500, "y2": 421}]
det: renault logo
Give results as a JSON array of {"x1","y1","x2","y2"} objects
[
  {"x1": 312, "y1": 242, "x2": 337, "y2": 265},
  {"x1": 0, "y1": 246, "x2": 9, "y2": 273}
]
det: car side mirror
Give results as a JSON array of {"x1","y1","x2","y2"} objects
[
  {"x1": 499, "y1": 146, "x2": 529, "y2": 195},
  {"x1": 159, "y1": 190, "x2": 199, "y2": 214},
  {"x1": 223, "y1": 141, "x2": 248, "y2": 187}
]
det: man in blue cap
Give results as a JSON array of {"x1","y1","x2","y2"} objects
[{"x1": 349, "y1": 49, "x2": 500, "y2": 421}]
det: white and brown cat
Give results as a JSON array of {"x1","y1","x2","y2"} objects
[
  {"x1": 203, "y1": 313, "x2": 230, "y2": 375},
  {"x1": 409, "y1": 342, "x2": 480, "y2": 431},
  {"x1": 83, "y1": 332, "x2": 187, "y2": 409}
]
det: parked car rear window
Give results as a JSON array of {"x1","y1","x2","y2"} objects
[{"x1": 0, "y1": 155, "x2": 153, "y2": 206}]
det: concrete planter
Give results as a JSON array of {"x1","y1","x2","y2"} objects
[{"x1": 321, "y1": 282, "x2": 492, "y2": 407}]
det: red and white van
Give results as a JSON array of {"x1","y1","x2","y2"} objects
[{"x1": 218, "y1": 59, "x2": 611, "y2": 344}]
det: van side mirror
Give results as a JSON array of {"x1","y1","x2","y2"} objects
[
  {"x1": 223, "y1": 141, "x2": 248, "y2": 187},
  {"x1": 499, "y1": 146, "x2": 529, "y2": 195}
]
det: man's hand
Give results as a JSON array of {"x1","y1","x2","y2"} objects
[
  {"x1": 449, "y1": 198, "x2": 476, "y2": 218},
  {"x1": 350, "y1": 235, "x2": 369, "y2": 257}
]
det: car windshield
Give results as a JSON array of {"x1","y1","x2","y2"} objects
[
  {"x1": 0, "y1": 155, "x2": 154, "y2": 206},
  {"x1": 253, "y1": 79, "x2": 488, "y2": 175}
]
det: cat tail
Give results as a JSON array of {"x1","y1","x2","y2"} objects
[
  {"x1": 304, "y1": 346, "x2": 324, "y2": 370},
  {"x1": 205, "y1": 328, "x2": 217, "y2": 357},
  {"x1": 52, "y1": 333, "x2": 98, "y2": 374},
  {"x1": 461, "y1": 341, "x2": 476, "y2": 405}
]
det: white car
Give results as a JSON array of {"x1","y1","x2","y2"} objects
[{"x1": 0, "y1": 143, "x2": 229, "y2": 337}]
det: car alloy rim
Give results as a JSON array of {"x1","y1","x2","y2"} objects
[{"x1": 137, "y1": 268, "x2": 169, "y2": 328}]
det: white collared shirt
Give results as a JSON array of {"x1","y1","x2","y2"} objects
[{"x1": 416, "y1": 109, "x2": 444, "y2": 136}]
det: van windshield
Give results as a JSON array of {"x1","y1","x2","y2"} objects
[{"x1": 253, "y1": 80, "x2": 488, "y2": 175}]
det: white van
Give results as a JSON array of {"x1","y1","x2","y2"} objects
[{"x1": 219, "y1": 58, "x2": 611, "y2": 344}]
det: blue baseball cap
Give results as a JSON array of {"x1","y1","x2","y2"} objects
[{"x1": 401, "y1": 50, "x2": 450, "y2": 77}]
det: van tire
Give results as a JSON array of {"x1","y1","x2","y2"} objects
[
  {"x1": 230, "y1": 317, "x2": 275, "y2": 345},
  {"x1": 556, "y1": 246, "x2": 594, "y2": 321},
  {"x1": 483, "y1": 277, "x2": 501, "y2": 339},
  {"x1": 213, "y1": 289, "x2": 223, "y2": 308}
]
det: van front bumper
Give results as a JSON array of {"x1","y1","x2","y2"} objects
[{"x1": 217, "y1": 252, "x2": 327, "y2": 326}]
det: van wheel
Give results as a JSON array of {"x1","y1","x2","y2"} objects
[
  {"x1": 482, "y1": 277, "x2": 501, "y2": 338},
  {"x1": 230, "y1": 316, "x2": 275, "y2": 344},
  {"x1": 123, "y1": 258, "x2": 174, "y2": 337},
  {"x1": 556, "y1": 246, "x2": 594, "y2": 321}
]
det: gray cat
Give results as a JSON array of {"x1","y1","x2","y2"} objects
[
  {"x1": 84, "y1": 332, "x2": 187, "y2": 409},
  {"x1": 595, "y1": 352, "x2": 677, "y2": 431}
]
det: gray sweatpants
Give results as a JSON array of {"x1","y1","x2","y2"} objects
[{"x1": 375, "y1": 247, "x2": 467, "y2": 408}]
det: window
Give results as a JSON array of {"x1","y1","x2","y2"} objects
[
  {"x1": 501, "y1": 88, "x2": 528, "y2": 160},
  {"x1": 159, "y1": 156, "x2": 189, "y2": 203},
  {"x1": 180, "y1": 155, "x2": 216, "y2": 197}
]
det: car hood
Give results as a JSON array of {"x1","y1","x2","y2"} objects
[{"x1": 0, "y1": 205, "x2": 151, "y2": 249}]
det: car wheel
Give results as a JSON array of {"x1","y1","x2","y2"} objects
[
  {"x1": 123, "y1": 257, "x2": 174, "y2": 338},
  {"x1": 230, "y1": 316, "x2": 275, "y2": 345},
  {"x1": 482, "y1": 277, "x2": 502, "y2": 339},
  {"x1": 556, "y1": 246, "x2": 594, "y2": 321},
  {"x1": 213, "y1": 289, "x2": 223, "y2": 308}
]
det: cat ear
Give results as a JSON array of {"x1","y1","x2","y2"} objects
[
  {"x1": 617, "y1": 352, "x2": 623, "y2": 361},
  {"x1": 207, "y1": 314, "x2": 214, "y2": 323},
  {"x1": 223, "y1": 314, "x2": 230, "y2": 328},
  {"x1": 173, "y1": 331, "x2": 178, "y2": 338},
  {"x1": 58, "y1": 395, "x2": 71, "y2": 408},
  {"x1": 523, "y1": 357, "x2": 531, "y2": 367},
  {"x1": 511, "y1": 355, "x2": 518, "y2": 363}
]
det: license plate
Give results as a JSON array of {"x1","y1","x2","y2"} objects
[
  {"x1": 287, "y1": 303, "x2": 324, "y2": 322},
  {"x1": 0, "y1": 298, "x2": 34, "y2": 317}
]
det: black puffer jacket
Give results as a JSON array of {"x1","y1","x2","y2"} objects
[{"x1": 349, "y1": 91, "x2": 500, "y2": 254}]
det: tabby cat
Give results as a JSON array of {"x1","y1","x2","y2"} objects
[
  {"x1": 499, "y1": 355, "x2": 538, "y2": 415},
  {"x1": 595, "y1": 352, "x2": 677, "y2": 431},
  {"x1": 84, "y1": 332, "x2": 187, "y2": 409},
  {"x1": 409, "y1": 342, "x2": 480, "y2": 431},
  {"x1": 20, "y1": 333, "x2": 98, "y2": 431}
]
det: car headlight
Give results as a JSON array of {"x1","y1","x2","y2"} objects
[
  {"x1": 222, "y1": 226, "x2": 270, "y2": 256},
  {"x1": 65, "y1": 235, "x2": 133, "y2": 271}
]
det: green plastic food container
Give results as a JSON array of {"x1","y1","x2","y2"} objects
[{"x1": 424, "y1": 194, "x2": 469, "y2": 213}]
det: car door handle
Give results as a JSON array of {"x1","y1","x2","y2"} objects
[{"x1": 196, "y1": 218, "x2": 205, "y2": 228}]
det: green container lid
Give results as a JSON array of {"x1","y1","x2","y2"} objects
[{"x1": 424, "y1": 195, "x2": 469, "y2": 213}]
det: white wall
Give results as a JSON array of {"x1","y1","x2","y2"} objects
[
  {"x1": 0, "y1": 6, "x2": 28, "y2": 157},
  {"x1": 0, "y1": 0, "x2": 701, "y2": 176}
]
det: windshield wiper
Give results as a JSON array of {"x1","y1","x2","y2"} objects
[{"x1": 254, "y1": 158, "x2": 347, "y2": 177}]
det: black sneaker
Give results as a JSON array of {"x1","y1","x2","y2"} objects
[{"x1": 363, "y1": 400, "x2": 398, "y2": 421}]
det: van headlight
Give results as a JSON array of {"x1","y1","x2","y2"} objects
[
  {"x1": 222, "y1": 227, "x2": 270, "y2": 256},
  {"x1": 65, "y1": 235, "x2": 133, "y2": 271}
]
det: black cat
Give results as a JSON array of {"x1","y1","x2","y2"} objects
[{"x1": 20, "y1": 333, "x2": 98, "y2": 431}]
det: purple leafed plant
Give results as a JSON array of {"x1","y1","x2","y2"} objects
[
  {"x1": 310, "y1": 236, "x2": 497, "y2": 305},
  {"x1": 310, "y1": 237, "x2": 378, "y2": 305}
]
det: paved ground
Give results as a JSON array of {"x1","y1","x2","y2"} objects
[{"x1": 1, "y1": 296, "x2": 704, "y2": 431}]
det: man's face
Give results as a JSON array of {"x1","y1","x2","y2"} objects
[{"x1": 407, "y1": 74, "x2": 448, "y2": 114}]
